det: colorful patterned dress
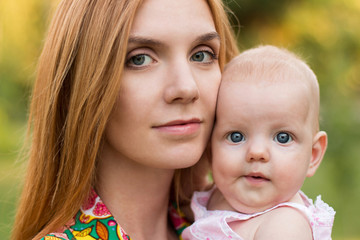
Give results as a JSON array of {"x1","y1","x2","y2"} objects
[{"x1": 41, "y1": 189, "x2": 190, "y2": 240}]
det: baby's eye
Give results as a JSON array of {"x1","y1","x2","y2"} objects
[
  {"x1": 126, "y1": 54, "x2": 153, "y2": 67},
  {"x1": 274, "y1": 132, "x2": 293, "y2": 144},
  {"x1": 226, "y1": 132, "x2": 245, "y2": 143},
  {"x1": 190, "y1": 51, "x2": 216, "y2": 63}
]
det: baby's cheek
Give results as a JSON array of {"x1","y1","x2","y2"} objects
[{"x1": 213, "y1": 154, "x2": 240, "y2": 181}]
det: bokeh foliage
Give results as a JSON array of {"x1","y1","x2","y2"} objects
[{"x1": 1, "y1": 0, "x2": 359, "y2": 239}]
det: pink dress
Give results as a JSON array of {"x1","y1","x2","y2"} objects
[{"x1": 182, "y1": 188, "x2": 335, "y2": 240}]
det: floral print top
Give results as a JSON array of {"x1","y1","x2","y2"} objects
[{"x1": 41, "y1": 189, "x2": 190, "y2": 240}]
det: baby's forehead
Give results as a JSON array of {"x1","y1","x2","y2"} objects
[
  {"x1": 222, "y1": 46, "x2": 319, "y2": 97},
  {"x1": 219, "y1": 46, "x2": 321, "y2": 132}
]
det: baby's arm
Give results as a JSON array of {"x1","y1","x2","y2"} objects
[{"x1": 254, "y1": 207, "x2": 312, "y2": 240}]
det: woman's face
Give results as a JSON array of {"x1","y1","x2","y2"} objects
[{"x1": 103, "y1": 0, "x2": 221, "y2": 169}]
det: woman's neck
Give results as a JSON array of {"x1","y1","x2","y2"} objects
[{"x1": 96, "y1": 150, "x2": 177, "y2": 240}]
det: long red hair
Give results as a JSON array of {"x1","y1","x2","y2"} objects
[{"x1": 12, "y1": 0, "x2": 238, "y2": 239}]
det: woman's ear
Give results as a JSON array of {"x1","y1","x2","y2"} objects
[{"x1": 307, "y1": 131, "x2": 328, "y2": 177}]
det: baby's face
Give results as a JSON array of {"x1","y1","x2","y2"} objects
[{"x1": 211, "y1": 77, "x2": 317, "y2": 213}]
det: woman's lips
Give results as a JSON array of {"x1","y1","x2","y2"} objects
[{"x1": 152, "y1": 118, "x2": 201, "y2": 135}]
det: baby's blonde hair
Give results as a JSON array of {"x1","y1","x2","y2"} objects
[{"x1": 223, "y1": 45, "x2": 320, "y2": 132}]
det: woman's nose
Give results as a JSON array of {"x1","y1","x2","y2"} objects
[
  {"x1": 246, "y1": 139, "x2": 270, "y2": 162},
  {"x1": 163, "y1": 60, "x2": 200, "y2": 104}
]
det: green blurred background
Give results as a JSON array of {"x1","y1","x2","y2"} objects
[{"x1": 0, "y1": 0, "x2": 359, "y2": 239}]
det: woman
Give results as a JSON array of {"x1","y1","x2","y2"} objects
[{"x1": 12, "y1": 0, "x2": 238, "y2": 239}]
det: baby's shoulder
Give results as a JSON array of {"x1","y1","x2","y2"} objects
[{"x1": 255, "y1": 206, "x2": 312, "y2": 239}]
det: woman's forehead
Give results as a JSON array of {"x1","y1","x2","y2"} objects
[{"x1": 131, "y1": 0, "x2": 216, "y2": 38}]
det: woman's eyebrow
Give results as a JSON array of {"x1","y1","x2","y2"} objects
[
  {"x1": 127, "y1": 36, "x2": 164, "y2": 48},
  {"x1": 194, "y1": 31, "x2": 220, "y2": 44},
  {"x1": 127, "y1": 32, "x2": 220, "y2": 48}
]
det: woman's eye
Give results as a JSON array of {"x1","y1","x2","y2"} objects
[
  {"x1": 126, "y1": 54, "x2": 153, "y2": 67},
  {"x1": 274, "y1": 132, "x2": 293, "y2": 144},
  {"x1": 190, "y1": 51, "x2": 216, "y2": 63},
  {"x1": 227, "y1": 132, "x2": 245, "y2": 143}
]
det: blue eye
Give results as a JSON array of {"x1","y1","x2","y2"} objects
[
  {"x1": 127, "y1": 54, "x2": 153, "y2": 67},
  {"x1": 190, "y1": 51, "x2": 216, "y2": 63},
  {"x1": 227, "y1": 132, "x2": 245, "y2": 143},
  {"x1": 275, "y1": 132, "x2": 292, "y2": 144}
]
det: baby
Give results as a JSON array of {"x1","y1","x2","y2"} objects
[{"x1": 182, "y1": 46, "x2": 335, "y2": 240}]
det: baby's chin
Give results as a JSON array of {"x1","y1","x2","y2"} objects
[
  {"x1": 207, "y1": 189, "x2": 271, "y2": 214},
  {"x1": 229, "y1": 193, "x2": 305, "y2": 214},
  {"x1": 230, "y1": 203, "x2": 272, "y2": 214}
]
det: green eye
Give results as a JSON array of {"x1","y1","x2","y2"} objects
[
  {"x1": 190, "y1": 51, "x2": 215, "y2": 63},
  {"x1": 192, "y1": 52, "x2": 205, "y2": 61},
  {"x1": 127, "y1": 54, "x2": 153, "y2": 67}
]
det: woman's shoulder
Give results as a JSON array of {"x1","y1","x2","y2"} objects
[
  {"x1": 39, "y1": 188, "x2": 189, "y2": 240},
  {"x1": 39, "y1": 219, "x2": 75, "y2": 240},
  {"x1": 38, "y1": 189, "x2": 132, "y2": 240},
  {"x1": 40, "y1": 233, "x2": 72, "y2": 240},
  {"x1": 39, "y1": 209, "x2": 131, "y2": 240}
]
